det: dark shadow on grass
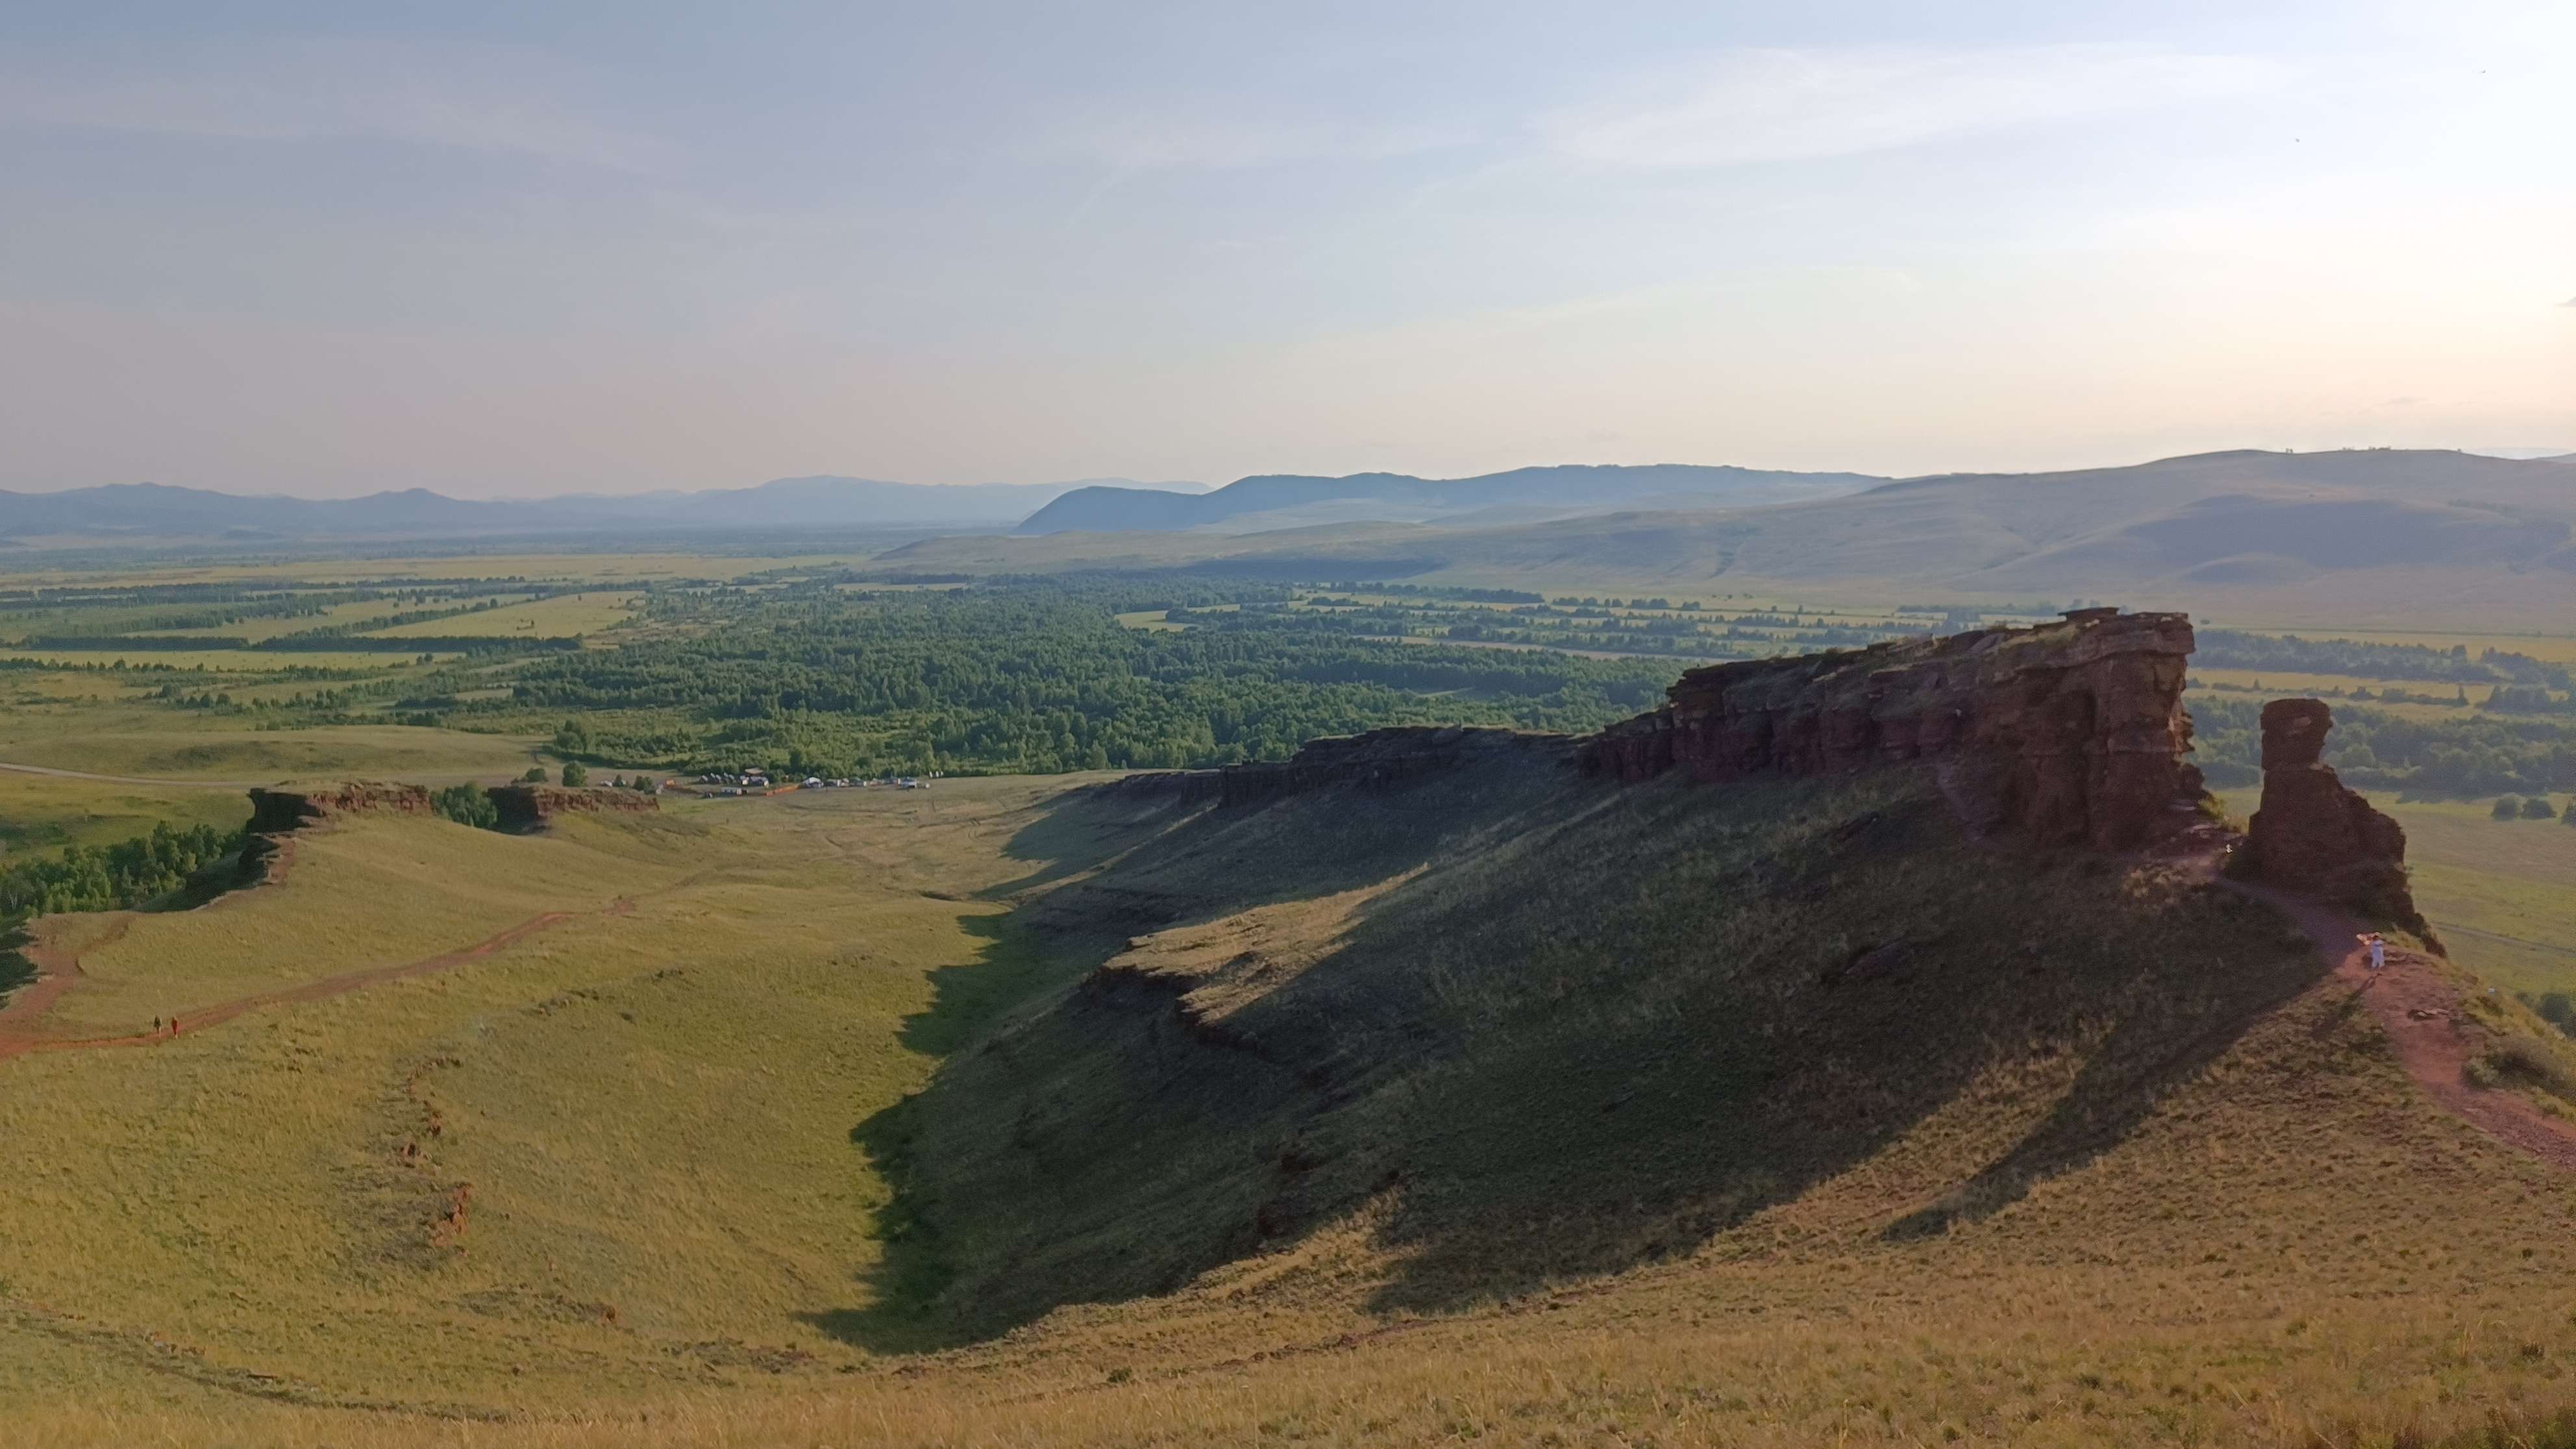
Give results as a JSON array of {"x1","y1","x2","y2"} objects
[
  {"x1": 803, "y1": 889, "x2": 1111, "y2": 1350},
  {"x1": 1881, "y1": 934, "x2": 2329, "y2": 1241},
  {"x1": 973, "y1": 784, "x2": 1182, "y2": 900},
  {"x1": 802, "y1": 763, "x2": 2334, "y2": 1347},
  {"x1": 0, "y1": 932, "x2": 35, "y2": 1003}
]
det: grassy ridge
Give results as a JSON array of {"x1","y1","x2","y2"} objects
[{"x1": 0, "y1": 773, "x2": 2573, "y2": 1444}]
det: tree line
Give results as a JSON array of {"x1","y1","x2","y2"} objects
[
  {"x1": 467, "y1": 574, "x2": 1681, "y2": 779},
  {"x1": 0, "y1": 821, "x2": 246, "y2": 924},
  {"x1": 2189, "y1": 695, "x2": 2576, "y2": 797}
]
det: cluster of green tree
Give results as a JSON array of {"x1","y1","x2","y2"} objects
[
  {"x1": 2483, "y1": 685, "x2": 2576, "y2": 716},
  {"x1": 2488, "y1": 795, "x2": 2570, "y2": 821},
  {"x1": 0, "y1": 578, "x2": 571, "y2": 645},
  {"x1": 1211, "y1": 597, "x2": 1914, "y2": 659},
  {"x1": 253, "y1": 594, "x2": 532, "y2": 643},
  {"x1": 2196, "y1": 630, "x2": 2571, "y2": 688},
  {"x1": 2189, "y1": 695, "x2": 2576, "y2": 797},
  {"x1": 21, "y1": 634, "x2": 264, "y2": 650},
  {"x1": 1341, "y1": 582, "x2": 1547, "y2": 604},
  {"x1": 471, "y1": 575, "x2": 1680, "y2": 778},
  {"x1": 431, "y1": 782, "x2": 501, "y2": 830},
  {"x1": 0, "y1": 821, "x2": 246, "y2": 923},
  {"x1": 2524, "y1": 992, "x2": 2576, "y2": 1039},
  {"x1": 251, "y1": 634, "x2": 582, "y2": 654}
]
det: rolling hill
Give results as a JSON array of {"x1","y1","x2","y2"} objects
[
  {"x1": 890, "y1": 449, "x2": 2576, "y2": 625},
  {"x1": 1014, "y1": 463, "x2": 1881, "y2": 535},
  {"x1": 0, "y1": 475, "x2": 1207, "y2": 541}
]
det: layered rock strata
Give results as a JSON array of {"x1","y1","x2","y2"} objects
[
  {"x1": 2239, "y1": 698, "x2": 2428, "y2": 932},
  {"x1": 1578, "y1": 610, "x2": 2203, "y2": 851},
  {"x1": 489, "y1": 784, "x2": 660, "y2": 830},
  {"x1": 247, "y1": 781, "x2": 436, "y2": 832}
]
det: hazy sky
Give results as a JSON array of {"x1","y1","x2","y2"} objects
[{"x1": 1, "y1": 1, "x2": 2570, "y2": 497}]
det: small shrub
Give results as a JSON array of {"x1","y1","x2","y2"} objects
[
  {"x1": 2492, "y1": 796, "x2": 2523, "y2": 820},
  {"x1": 561, "y1": 762, "x2": 589, "y2": 788},
  {"x1": 2533, "y1": 993, "x2": 2576, "y2": 1035},
  {"x1": 2523, "y1": 796, "x2": 2557, "y2": 820},
  {"x1": 430, "y1": 782, "x2": 499, "y2": 831},
  {"x1": 521, "y1": 766, "x2": 547, "y2": 783},
  {"x1": 2468, "y1": 1038, "x2": 2576, "y2": 1104}
]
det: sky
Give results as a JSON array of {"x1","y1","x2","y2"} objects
[{"x1": 0, "y1": 1, "x2": 2570, "y2": 498}]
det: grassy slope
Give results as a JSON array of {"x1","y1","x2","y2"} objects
[
  {"x1": 4, "y1": 762, "x2": 2575, "y2": 1446},
  {"x1": 0, "y1": 781, "x2": 1079, "y2": 1417},
  {"x1": 891, "y1": 767, "x2": 2327, "y2": 1334}
]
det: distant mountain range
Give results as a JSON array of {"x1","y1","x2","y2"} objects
[
  {"x1": 12, "y1": 453, "x2": 2573, "y2": 626},
  {"x1": 0, "y1": 476, "x2": 1210, "y2": 541},
  {"x1": 886, "y1": 449, "x2": 2576, "y2": 623},
  {"x1": 1016, "y1": 464, "x2": 1880, "y2": 535}
]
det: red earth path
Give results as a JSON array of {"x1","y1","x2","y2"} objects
[
  {"x1": 0, "y1": 902, "x2": 627, "y2": 1063},
  {"x1": 2221, "y1": 871, "x2": 2576, "y2": 1172}
]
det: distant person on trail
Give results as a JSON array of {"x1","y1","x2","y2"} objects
[{"x1": 2358, "y1": 932, "x2": 2386, "y2": 972}]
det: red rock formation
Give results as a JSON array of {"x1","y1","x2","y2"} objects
[
  {"x1": 489, "y1": 784, "x2": 661, "y2": 830},
  {"x1": 247, "y1": 781, "x2": 436, "y2": 832},
  {"x1": 1578, "y1": 610, "x2": 2204, "y2": 851},
  {"x1": 2240, "y1": 698, "x2": 2428, "y2": 932}
]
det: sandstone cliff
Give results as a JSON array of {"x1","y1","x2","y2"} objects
[
  {"x1": 2238, "y1": 698, "x2": 2429, "y2": 935},
  {"x1": 247, "y1": 781, "x2": 436, "y2": 832},
  {"x1": 489, "y1": 784, "x2": 660, "y2": 831},
  {"x1": 1578, "y1": 609, "x2": 2203, "y2": 850}
]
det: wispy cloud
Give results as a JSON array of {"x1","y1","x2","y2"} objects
[
  {"x1": 1042, "y1": 114, "x2": 1472, "y2": 171},
  {"x1": 2560, "y1": 296, "x2": 2576, "y2": 308},
  {"x1": 1534, "y1": 44, "x2": 2282, "y2": 169},
  {"x1": 0, "y1": 38, "x2": 652, "y2": 170}
]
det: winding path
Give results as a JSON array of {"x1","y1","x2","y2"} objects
[
  {"x1": 0, "y1": 760, "x2": 262, "y2": 789},
  {"x1": 0, "y1": 904, "x2": 623, "y2": 1063},
  {"x1": 2224, "y1": 873, "x2": 2576, "y2": 1172}
]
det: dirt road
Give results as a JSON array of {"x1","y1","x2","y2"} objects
[
  {"x1": 0, "y1": 754, "x2": 551, "y2": 791},
  {"x1": 0, "y1": 906, "x2": 617, "y2": 1063},
  {"x1": 0, "y1": 761, "x2": 264, "y2": 789}
]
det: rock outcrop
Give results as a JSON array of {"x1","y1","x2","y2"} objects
[
  {"x1": 1579, "y1": 609, "x2": 2204, "y2": 851},
  {"x1": 2239, "y1": 699, "x2": 2428, "y2": 933},
  {"x1": 1096, "y1": 726, "x2": 1573, "y2": 810},
  {"x1": 247, "y1": 781, "x2": 436, "y2": 832},
  {"x1": 489, "y1": 784, "x2": 660, "y2": 831}
]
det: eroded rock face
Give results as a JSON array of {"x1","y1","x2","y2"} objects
[
  {"x1": 247, "y1": 782, "x2": 436, "y2": 832},
  {"x1": 1578, "y1": 610, "x2": 2204, "y2": 851},
  {"x1": 489, "y1": 785, "x2": 660, "y2": 830},
  {"x1": 2241, "y1": 699, "x2": 2426, "y2": 930}
]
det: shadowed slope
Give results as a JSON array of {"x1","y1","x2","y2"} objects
[{"x1": 865, "y1": 752, "x2": 2323, "y2": 1342}]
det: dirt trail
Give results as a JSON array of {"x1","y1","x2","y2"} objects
[
  {"x1": 0, "y1": 902, "x2": 629, "y2": 1063},
  {"x1": 0, "y1": 756, "x2": 550, "y2": 791},
  {"x1": 0, "y1": 761, "x2": 264, "y2": 789},
  {"x1": 2224, "y1": 873, "x2": 2576, "y2": 1172}
]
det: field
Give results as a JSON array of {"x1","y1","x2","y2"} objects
[{"x1": 366, "y1": 591, "x2": 641, "y2": 639}]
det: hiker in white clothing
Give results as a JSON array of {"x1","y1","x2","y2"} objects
[{"x1": 2357, "y1": 932, "x2": 2386, "y2": 972}]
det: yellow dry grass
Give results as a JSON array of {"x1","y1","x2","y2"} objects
[{"x1": 366, "y1": 592, "x2": 640, "y2": 639}]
